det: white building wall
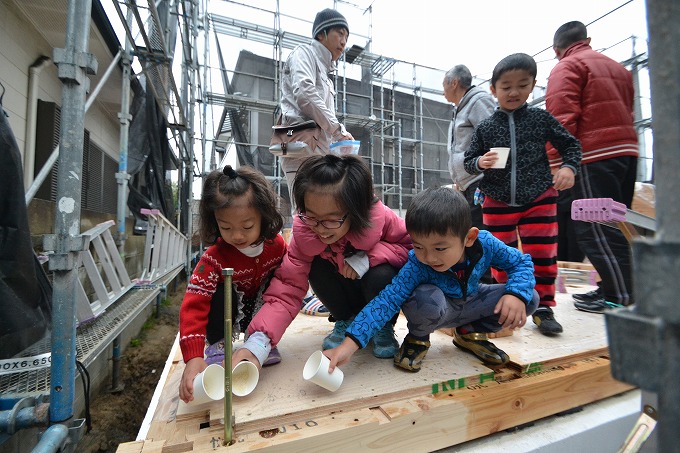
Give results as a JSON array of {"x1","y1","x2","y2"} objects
[{"x1": 0, "y1": 0, "x2": 120, "y2": 170}]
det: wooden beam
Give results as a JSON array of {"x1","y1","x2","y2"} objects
[{"x1": 118, "y1": 357, "x2": 633, "y2": 452}]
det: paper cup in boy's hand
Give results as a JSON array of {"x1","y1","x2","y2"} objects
[
  {"x1": 232, "y1": 360, "x2": 259, "y2": 397},
  {"x1": 191, "y1": 363, "x2": 224, "y2": 405},
  {"x1": 489, "y1": 147, "x2": 510, "y2": 169},
  {"x1": 303, "y1": 350, "x2": 343, "y2": 392}
]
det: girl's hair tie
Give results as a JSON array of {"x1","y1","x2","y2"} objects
[{"x1": 223, "y1": 165, "x2": 238, "y2": 179}]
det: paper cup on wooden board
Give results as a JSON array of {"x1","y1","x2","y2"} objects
[
  {"x1": 232, "y1": 360, "x2": 259, "y2": 397},
  {"x1": 489, "y1": 147, "x2": 510, "y2": 169},
  {"x1": 303, "y1": 350, "x2": 343, "y2": 392},
  {"x1": 191, "y1": 363, "x2": 224, "y2": 405}
]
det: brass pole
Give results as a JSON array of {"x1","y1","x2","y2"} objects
[{"x1": 222, "y1": 268, "x2": 234, "y2": 445}]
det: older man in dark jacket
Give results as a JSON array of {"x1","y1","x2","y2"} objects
[{"x1": 546, "y1": 21, "x2": 639, "y2": 313}]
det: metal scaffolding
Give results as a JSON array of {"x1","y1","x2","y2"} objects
[
  {"x1": 197, "y1": 0, "x2": 454, "y2": 216},
  {"x1": 195, "y1": 1, "x2": 653, "y2": 217}
]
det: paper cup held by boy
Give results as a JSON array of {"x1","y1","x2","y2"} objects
[
  {"x1": 191, "y1": 363, "x2": 224, "y2": 405},
  {"x1": 489, "y1": 147, "x2": 510, "y2": 169},
  {"x1": 232, "y1": 360, "x2": 259, "y2": 397},
  {"x1": 303, "y1": 350, "x2": 343, "y2": 392}
]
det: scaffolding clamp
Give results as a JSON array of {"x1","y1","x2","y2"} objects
[
  {"x1": 43, "y1": 233, "x2": 87, "y2": 272},
  {"x1": 52, "y1": 47, "x2": 98, "y2": 86}
]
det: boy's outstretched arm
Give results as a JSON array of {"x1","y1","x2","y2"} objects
[
  {"x1": 324, "y1": 337, "x2": 360, "y2": 372},
  {"x1": 493, "y1": 294, "x2": 528, "y2": 330}
]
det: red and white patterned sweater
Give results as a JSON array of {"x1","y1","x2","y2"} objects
[{"x1": 179, "y1": 235, "x2": 286, "y2": 362}]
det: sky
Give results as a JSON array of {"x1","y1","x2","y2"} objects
[
  {"x1": 363, "y1": 0, "x2": 647, "y2": 86},
  {"x1": 207, "y1": 0, "x2": 648, "y2": 90}
]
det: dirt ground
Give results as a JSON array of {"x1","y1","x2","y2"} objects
[{"x1": 78, "y1": 279, "x2": 186, "y2": 453}]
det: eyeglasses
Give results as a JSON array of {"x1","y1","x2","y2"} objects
[{"x1": 298, "y1": 213, "x2": 348, "y2": 229}]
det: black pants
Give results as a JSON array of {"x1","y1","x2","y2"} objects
[
  {"x1": 573, "y1": 156, "x2": 637, "y2": 305},
  {"x1": 308, "y1": 256, "x2": 399, "y2": 323},
  {"x1": 462, "y1": 181, "x2": 494, "y2": 284},
  {"x1": 557, "y1": 188, "x2": 585, "y2": 262},
  {"x1": 206, "y1": 284, "x2": 252, "y2": 344},
  {"x1": 461, "y1": 180, "x2": 484, "y2": 231}
]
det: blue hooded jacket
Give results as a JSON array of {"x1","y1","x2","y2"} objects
[{"x1": 345, "y1": 230, "x2": 535, "y2": 348}]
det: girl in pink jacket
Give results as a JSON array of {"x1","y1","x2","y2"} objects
[{"x1": 233, "y1": 155, "x2": 412, "y2": 367}]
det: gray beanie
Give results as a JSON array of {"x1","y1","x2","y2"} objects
[{"x1": 312, "y1": 8, "x2": 349, "y2": 38}]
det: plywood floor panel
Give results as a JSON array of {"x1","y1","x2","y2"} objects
[
  {"x1": 174, "y1": 313, "x2": 492, "y2": 431},
  {"x1": 494, "y1": 283, "x2": 609, "y2": 371},
  {"x1": 155, "y1": 282, "x2": 610, "y2": 431}
]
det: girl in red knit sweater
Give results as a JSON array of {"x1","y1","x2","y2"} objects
[{"x1": 179, "y1": 166, "x2": 286, "y2": 404}]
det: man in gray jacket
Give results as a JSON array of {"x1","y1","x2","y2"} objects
[
  {"x1": 279, "y1": 8, "x2": 354, "y2": 202},
  {"x1": 443, "y1": 65, "x2": 496, "y2": 230}
]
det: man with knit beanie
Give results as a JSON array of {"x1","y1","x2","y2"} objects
[
  {"x1": 276, "y1": 8, "x2": 354, "y2": 317},
  {"x1": 277, "y1": 8, "x2": 354, "y2": 202}
]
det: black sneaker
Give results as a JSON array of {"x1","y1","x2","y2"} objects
[
  {"x1": 394, "y1": 335, "x2": 431, "y2": 372},
  {"x1": 574, "y1": 298, "x2": 624, "y2": 314},
  {"x1": 572, "y1": 288, "x2": 603, "y2": 303},
  {"x1": 532, "y1": 307, "x2": 563, "y2": 335},
  {"x1": 452, "y1": 329, "x2": 509, "y2": 365}
]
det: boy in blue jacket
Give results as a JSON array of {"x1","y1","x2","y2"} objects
[{"x1": 325, "y1": 187, "x2": 539, "y2": 372}]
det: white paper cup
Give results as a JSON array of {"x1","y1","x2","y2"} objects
[
  {"x1": 191, "y1": 363, "x2": 224, "y2": 405},
  {"x1": 489, "y1": 147, "x2": 510, "y2": 169},
  {"x1": 303, "y1": 350, "x2": 343, "y2": 392},
  {"x1": 232, "y1": 360, "x2": 259, "y2": 397}
]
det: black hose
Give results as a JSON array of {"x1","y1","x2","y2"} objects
[{"x1": 75, "y1": 360, "x2": 91, "y2": 432}]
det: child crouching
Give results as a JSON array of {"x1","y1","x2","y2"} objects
[{"x1": 325, "y1": 187, "x2": 539, "y2": 372}]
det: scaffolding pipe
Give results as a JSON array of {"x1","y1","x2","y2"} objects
[
  {"x1": 412, "y1": 64, "x2": 417, "y2": 191},
  {"x1": 0, "y1": 397, "x2": 49, "y2": 435},
  {"x1": 180, "y1": 0, "x2": 198, "y2": 271},
  {"x1": 379, "y1": 79, "x2": 385, "y2": 202},
  {"x1": 630, "y1": 36, "x2": 647, "y2": 181},
  {"x1": 390, "y1": 68, "x2": 399, "y2": 211},
  {"x1": 31, "y1": 423, "x2": 69, "y2": 453},
  {"x1": 273, "y1": 0, "x2": 284, "y2": 202},
  {"x1": 110, "y1": 336, "x2": 124, "y2": 393},
  {"x1": 49, "y1": 0, "x2": 97, "y2": 423},
  {"x1": 180, "y1": 1, "x2": 191, "y2": 240},
  {"x1": 112, "y1": 6, "x2": 134, "y2": 396},
  {"x1": 203, "y1": 4, "x2": 211, "y2": 172},
  {"x1": 397, "y1": 121, "x2": 403, "y2": 216},
  {"x1": 641, "y1": 1, "x2": 680, "y2": 449},
  {"x1": 418, "y1": 86, "x2": 424, "y2": 191},
  {"x1": 116, "y1": 7, "x2": 133, "y2": 255}
]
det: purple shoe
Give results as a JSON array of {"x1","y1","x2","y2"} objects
[
  {"x1": 204, "y1": 339, "x2": 225, "y2": 365},
  {"x1": 263, "y1": 346, "x2": 281, "y2": 367}
]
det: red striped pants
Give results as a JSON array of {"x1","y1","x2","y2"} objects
[{"x1": 482, "y1": 187, "x2": 558, "y2": 307}]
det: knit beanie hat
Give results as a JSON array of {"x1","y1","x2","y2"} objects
[{"x1": 312, "y1": 9, "x2": 349, "y2": 38}]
